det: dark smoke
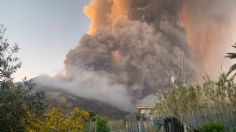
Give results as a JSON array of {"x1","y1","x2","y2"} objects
[
  {"x1": 64, "y1": 0, "x2": 194, "y2": 103},
  {"x1": 38, "y1": 0, "x2": 236, "y2": 111}
]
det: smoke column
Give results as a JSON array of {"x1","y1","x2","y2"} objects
[{"x1": 39, "y1": 0, "x2": 236, "y2": 111}]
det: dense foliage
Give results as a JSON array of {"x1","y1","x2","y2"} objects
[
  {"x1": 31, "y1": 107, "x2": 89, "y2": 132},
  {"x1": 0, "y1": 25, "x2": 94, "y2": 131},
  {"x1": 0, "y1": 25, "x2": 47, "y2": 131},
  {"x1": 155, "y1": 44, "x2": 236, "y2": 130},
  {"x1": 200, "y1": 120, "x2": 225, "y2": 132},
  {"x1": 155, "y1": 73, "x2": 236, "y2": 116},
  {"x1": 0, "y1": 25, "x2": 21, "y2": 83},
  {"x1": 96, "y1": 116, "x2": 110, "y2": 132},
  {"x1": 155, "y1": 73, "x2": 236, "y2": 130},
  {"x1": 0, "y1": 81, "x2": 47, "y2": 131}
]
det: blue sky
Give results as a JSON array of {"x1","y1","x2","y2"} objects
[{"x1": 0, "y1": 0, "x2": 90, "y2": 81}]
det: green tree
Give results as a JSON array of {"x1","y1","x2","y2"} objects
[
  {"x1": 96, "y1": 116, "x2": 110, "y2": 132},
  {"x1": 40, "y1": 107, "x2": 89, "y2": 132},
  {"x1": 0, "y1": 25, "x2": 21, "y2": 83},
  {"x1": 0, "y1": 79, "x2": 47, "y2": 131},
  {"x1": 0, "y1": 25, "x2": 47, "y2": 131},
  {"x1": 0, "y1": 25, "x2": 24, "y2": 131}
]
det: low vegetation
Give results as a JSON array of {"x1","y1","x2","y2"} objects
[
  {"x1": 200, "y1": 120, "x2": 225, "y2": 132},
  {"x1": 154, "y1": 44, "x2": 236, "y2": 130},
  {"x1": 0, "y1": 26, "x2": 93, "y2": 132}
]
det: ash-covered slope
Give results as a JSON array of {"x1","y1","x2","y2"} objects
[{"x1": 36, "y1": 85, "x2": 129, "y2": 119}]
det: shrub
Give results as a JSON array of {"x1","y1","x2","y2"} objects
[
  {"x1": 96, "y1": 116, "x2": 110, "y2": 132},
  {"x1": 200, "y1": 120, "x2": 225, "y2": 132}
]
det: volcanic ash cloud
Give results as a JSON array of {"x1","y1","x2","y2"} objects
[
  {"x1": 39, "y1": 0, "x2": 236, "y2": 111},
  {"x1": 63, "y1": 0, "x2": 193, "y2": 108}
]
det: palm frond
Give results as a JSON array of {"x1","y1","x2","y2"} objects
[
  {"x1": 226, "y1": 44, "x2": 236, "y2": 59},
  {"x1": 226, "y1": 53, "x2": 236, "y2": 59},
  {"x1": 226, "y1": 43, "x2": 236, "y2": 77},
  {"x1": 231, "y1": 43, "x2": 236, "y2": 48},
  {"x1": 232, "y1": 45, "x2": 236, "y2": 49},
  {"x1": 227, "y1": 63, "x2": 236, "y2": 77}
]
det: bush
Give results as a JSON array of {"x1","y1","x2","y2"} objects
[
  {"x1": 96, "y1": 116, "x2": 110, "y2": 132},
  {"x1": 200, "y1": 120, "x2": 225, "y2": 132}
]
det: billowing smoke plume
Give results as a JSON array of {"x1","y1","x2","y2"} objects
[
  {"x1": 39, "y1": 0, "x2": 236, "y2": 111},
  {"x1": 64, "y1": 0, "x2": 193, "y2": 108},
  {"x1": 36, "y1": 71, "x2": 133, "y2": 111}
]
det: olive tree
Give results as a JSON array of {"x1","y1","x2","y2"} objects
[{"x1": 0, "y1": 25, "x2": 47, "y2": 131}]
